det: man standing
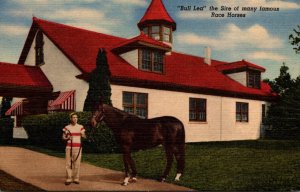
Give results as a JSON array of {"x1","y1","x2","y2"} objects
[{"x1": 62, "y1": 112, "x2": 86, "y2": 185}]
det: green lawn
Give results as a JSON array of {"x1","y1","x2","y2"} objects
[{"x1": 22, "y1": 139, "x2": 300, "y2": 191}]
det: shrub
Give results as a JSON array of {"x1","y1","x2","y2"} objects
[
  {"x1": 0, "y1": 118, "x2": 14, "y2": 145},
  {"x1": 23, "y1": 112, "x2": 118, "y2": 153},
  {"x1": 84, "y1": 122, "x2": 118, "y2": 153}
]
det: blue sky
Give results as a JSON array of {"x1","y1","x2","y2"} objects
[{"x1": 0, "y1": 0, "x2": 299, "y2": 80}]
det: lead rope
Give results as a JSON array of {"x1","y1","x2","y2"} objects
[
  {"x1": 66, "y1": 129, "x2": 82, "y2": 169},
  {"x1": 65, "y1": 129, "x2": 73, "y2": 169}
]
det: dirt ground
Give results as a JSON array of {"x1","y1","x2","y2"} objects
[{"x1": 0, "y1": 146, "x2": 193, "y2": 191}]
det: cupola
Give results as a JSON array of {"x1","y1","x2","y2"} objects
[{"x1": 137, "y1": 0, "x2": 176, "y2": 46}]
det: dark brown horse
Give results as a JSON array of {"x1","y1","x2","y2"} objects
[{"x1": 91, "y1": 101, "x2": 185, "y2": 186}]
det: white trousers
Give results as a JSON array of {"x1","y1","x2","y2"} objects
[{"x1": 65, "y1": 147, "x2": 82, "y2": 182}]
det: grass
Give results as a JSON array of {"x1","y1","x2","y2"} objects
[{"x1": 8, "y1": 139, "x2": 300, "y2": 191}]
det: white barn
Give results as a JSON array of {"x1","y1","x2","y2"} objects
[{"x1": 3, "y1": 0, "x2": 275, "y2": 142}]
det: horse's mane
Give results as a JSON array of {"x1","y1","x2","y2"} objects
[{"x1": 104, "y1": 104, "x2": 140, "y2": 120}]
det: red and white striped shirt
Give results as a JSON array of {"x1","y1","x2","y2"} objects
[{"x1": 63, "y1": 124, "x2": 85, "y2": 148}]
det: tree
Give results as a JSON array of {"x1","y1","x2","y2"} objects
[
  {"x1": 83, "y1": 48, "x2": 112, "y2": 111},
  {"x1": 266, "y1": 64, "x2": 300, "y2": 139},
  {"x1": 266, "y1": 63, "x2": 295, "y2": 96},
  {"x1": 289, "y1": 25, "x2": 300, "y2": 54},
  {"x1": 0, "y1": 97, "x2": 12, "y2": 118}
]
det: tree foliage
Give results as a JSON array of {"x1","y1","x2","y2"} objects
[
  {"x1": 83, "y1": 48, "x2": 112, "y2": 111},
  {"x1": 289, "y1": 25, "x2": 300, "y2": 54},
  {"x1": 266, "y1": 63, "x2": 295, "y2": 96},
  {"x1": 266, "y1": 64, "x2": 300, "y2": 139}
]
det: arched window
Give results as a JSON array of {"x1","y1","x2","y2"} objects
[{"x1": 35, "y1": 30, "x2": 44, "y2": 65}]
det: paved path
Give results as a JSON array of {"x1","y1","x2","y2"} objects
[{"x1": 0, "y1": 147, "x2": 193, "y2": 191}]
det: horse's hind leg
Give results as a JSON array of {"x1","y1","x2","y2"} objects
[
  {"x1": 160, "y1": 146, "x2": 174, "y2": 182},
  {"x1": 174, "y1": 143, "x2": 185, "y2": 181},
  {"x1": 128, "y1": 153, "x2": 137, "y2": 183}
]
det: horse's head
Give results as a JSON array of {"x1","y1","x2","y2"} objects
[{"x1": 90, "y1": 98, "x2": 105, "y2": 128}]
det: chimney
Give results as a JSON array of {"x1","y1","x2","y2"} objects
[{"x1": 204, "y1": 46, "x2": 211, "y2": 65}]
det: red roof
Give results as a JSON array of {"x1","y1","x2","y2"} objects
[
  {"x1": 138, "y1": 0, "x2": 176, "y2": 30},
  {"x1": 0, "y1": 61, "x2": 52, "y2": 89},
  {"x1": 18, "y1": 17, "x2": 275, "y2": 99},
  {"x1": 112, "y1": 32, "x2": 171, "y2": 53},
  {"x1": 214, "y1": 60, "x2": 266, "y2": 72}
]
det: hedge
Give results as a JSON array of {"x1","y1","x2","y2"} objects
[
  {"x1": 22, "y1": 112, "x2": 118, "y2": 153},
  {"x1": 0, "y1": 118, "x2": 14, "y2": 145}
]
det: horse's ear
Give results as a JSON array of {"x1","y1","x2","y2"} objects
[{"x1": 92, "y1": 96, "x2": 103, "y2": 111}]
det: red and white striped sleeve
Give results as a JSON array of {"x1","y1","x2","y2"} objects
[{"x1": 80, "y1": 127, "x2": 85, "y2": 134}]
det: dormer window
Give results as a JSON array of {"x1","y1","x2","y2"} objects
[
  {"x1": 35, "y1": 30, "x2": 44, "y2": 65},
  {"x1": 139, "y1": 49, "x2": 164, "y2": 73},
  {"x1": 142, "y1": 25, "x2": 172, "y2": 43},
  {"x1": 247, "y1": 71, "x2": 261, "y2": 89}
]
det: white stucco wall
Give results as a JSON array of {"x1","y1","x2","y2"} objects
[
  {"x1": 120, "y1": 50, "x2": 139, "y2": 69},
  {"x1": 23, "y1": 32, "x2": 268, "y2": 142},
  {"x1": 24, "y1": 33, "x2": 89, "y2": 111},
  {"x1": 111, "y1": 84, "x2": 267, "y2": 142},
  {"x1": 228, "y1": 72, "x2": 246, "y2": 86}
]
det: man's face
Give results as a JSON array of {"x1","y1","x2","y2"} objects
[{"x1": 70, "y1": 115, "x2": 78, "y2": 124}]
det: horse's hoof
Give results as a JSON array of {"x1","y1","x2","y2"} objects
[
  {"x1": 129, "y1": 177, "x2": 137, "y2": 183},
  {"x1": 121, "y1": 182, "x2": 128, "y2": 186},
  {"x1": 159, "y1": 178, "x2": 166, "y2": 182},
  {"x1": 174, "y1": 173, "x2": 182, "y2": 181}
]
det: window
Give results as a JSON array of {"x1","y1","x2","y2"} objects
[
  {"x1": 236, "y1": 102, "x2": 248, "y2": 122},
  {"x1": 153, "y1": 51, "x2": 163, "y2": 72},
  {"x1": 189, "y1": 98, "x2": 206, "y2": 122},
  {"x1": 162, "y1": 26, "x2": 171, "y2": 42},
  {"x1": 141, "y1": 50, "x2": 151, "y2": 70},
  {"x1": 35, "y1": 30, "x2": 44, "y2": 65},
  {"x1": 140, "y1": 49, "x2": 164, "y2": 73},
  {"x1": 142, "y1": 25, "x2": 172, "y2": 43},
  {"x1": 142, "y1": 27, "x2": 148, "y2": 35},
  {"x1": 123, "y1": 92, "x2": 148, "y2": 118},
  {"x1": 247, "y1": 71, "x2": 261, "y2": 88},
  {"x1": 151, "y1": 26, "x2": 160, "y2": 40}
]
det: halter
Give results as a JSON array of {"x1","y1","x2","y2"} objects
[{"x1": 93, "y1": 107, "x2": 105, "y2": 123}]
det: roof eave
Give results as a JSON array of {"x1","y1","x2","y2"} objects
[
  {"x1": 137, "y1": 20, "x2": 176, "y2": 31},
  {"x1": 112, "y1": 41, "x2": 170, "y2": 54},
  {"x1": 110, "y1": 76, "x2": 277, "y2": 102},
  {"x1": 18, "y1": 21, "x2": 38, "y2": 64}
]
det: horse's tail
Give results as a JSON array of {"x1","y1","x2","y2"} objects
[{"x1": 175, "y1": 121, "x2": 185, "y2": 174}]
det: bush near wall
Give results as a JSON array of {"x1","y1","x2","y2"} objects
[
  {"x1": 22, "y1": 112, "x2": 118, "y2": 153},
  {"x1": 0, "y1": 117, "x2": 14, "y2": 144},
  {"x1": 0, "y1": 118, "x2": 14, "y2": 145}
]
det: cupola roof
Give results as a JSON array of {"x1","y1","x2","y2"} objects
[{"x1": 138, "y1": 0, "x2": 176, "y2": 30}]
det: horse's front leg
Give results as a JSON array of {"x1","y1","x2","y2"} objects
[{"x1": 121, "y1": 150, "x2": 138, "y2": 185}]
